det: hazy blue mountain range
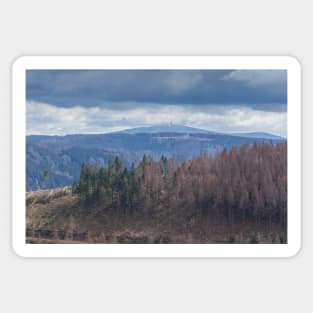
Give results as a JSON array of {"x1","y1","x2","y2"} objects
[
  {"x1": 117, "y1": 123, "x2": 212, "y2": 134},
  {"x1": 26, "y1": 124, "x2": 286, "y2": 191},
  {"x1": 230, "y1": 132, "x2": 285, "y2": 140}
]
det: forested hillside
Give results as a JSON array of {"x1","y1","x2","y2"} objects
[
  {"x1": 26, "y1": 142, "x2": 287, "y2": 244},
  {"x1": 75, "y1": 142, "x2": 287, "y2": 229},
  {"x1": 26, "y1": 129, "x2": 286, "y2": 191}
]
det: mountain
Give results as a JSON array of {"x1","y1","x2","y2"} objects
[
  {"x1": 118, "y1": 123, "x2": 213, "y2": 135},
  {"x1": 118, "y1": 124, "x2": 284, "y2": 139},
  {"x1": 26, "y1": 125, "x2": 286, "y2": 191}
]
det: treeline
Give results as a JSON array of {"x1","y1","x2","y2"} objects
[{"x1": 73, "y1": 142, "x2": 287, "y2": 229}]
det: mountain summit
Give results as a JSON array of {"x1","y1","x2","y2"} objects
[{"x1": 118, "y1": 123, "x2": 212, "y2": 135}]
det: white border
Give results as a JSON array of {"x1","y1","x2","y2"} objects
[{"x1": 12, "y1": 56, "x2": 301, "y2": 258}]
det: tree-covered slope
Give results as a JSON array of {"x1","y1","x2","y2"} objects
[{"x1": 26, "y1": 129, "x2": 286, "y2": 191}]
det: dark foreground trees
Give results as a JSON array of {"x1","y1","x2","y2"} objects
[{"x1": 74, "y1": 142, "x2": 287, "y2": 231}]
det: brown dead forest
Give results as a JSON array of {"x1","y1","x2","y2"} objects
[{"x1": 27, "y1": 142, "x2": 287, "y2": 244}]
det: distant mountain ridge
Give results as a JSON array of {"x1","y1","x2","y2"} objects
[
  {"x1": 117, "y1": 123, "x2": 214, "y2": 135},
  {"x1": 28, "y1": 124, "x2": 283, "y2": 140},
  {"x1": 230, "y1": 132, "x2": 285, "y2": 140},
  {"x1": 116, "y1": 123, "x2": 283, "y2": 139},
  {"x1": 26, "y1": 124, "x2": 286, "y2": 191}
]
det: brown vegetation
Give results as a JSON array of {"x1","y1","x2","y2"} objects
[{"x1": 26, "y1": 142, "x2": 287, "y2": 244}]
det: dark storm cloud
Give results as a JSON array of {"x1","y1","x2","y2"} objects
[{"x1": 26, "y1": 70, "x2": 287, "y2": 112}]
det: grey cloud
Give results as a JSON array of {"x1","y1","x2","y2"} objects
[
  {"x1": 223, "y1": 70, "x2": 287, "y2": 86},
  {"x1": 26, "y1": 70, "x2": 287, "y2": 112},
  {"x1": 165, "y1": 71, "x2": 203, "y2": 94}
]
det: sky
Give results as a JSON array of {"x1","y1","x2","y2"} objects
[{"x1": 26, "y1": 69, "x2": 287, "y2": 137}]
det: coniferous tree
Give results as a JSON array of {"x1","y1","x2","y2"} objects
[{"x1": 75, "y1": 143, "x2": 287, "y2": 230}]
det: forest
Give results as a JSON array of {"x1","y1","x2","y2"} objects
[
  {"x1": 26, "y1": 142, "x2": 287, "y2": 244},
  {"x1": 71, "y1": 142, "x2": 287, "y2": 240}
]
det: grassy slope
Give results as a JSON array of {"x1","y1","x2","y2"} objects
[{"x1": 26, "y1": 187, "x2": 286, "y2": 244}]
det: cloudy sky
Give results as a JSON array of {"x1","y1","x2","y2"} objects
[{"x1": 26, "y1": 69, "x2": 287, "y2": 137}]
